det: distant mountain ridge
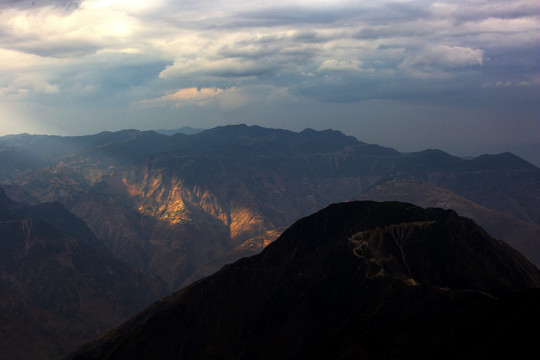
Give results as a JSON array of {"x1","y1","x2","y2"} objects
[
  {"x1": 154, "y1": 126, "x2": 206, "y2": 136},
  {"x1": 65, "y1": 201, "x2": 540, "y2": 360}
]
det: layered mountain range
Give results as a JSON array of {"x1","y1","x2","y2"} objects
[
  {"x1": 1, "y1": 125, "x2": 539, "y2": 359},
  {"x1": 2, "y1": 125, "x2": 538, "y2": 290},
  {"x1": 66, "y1": 201, "x2": 540, "y2": 360}
]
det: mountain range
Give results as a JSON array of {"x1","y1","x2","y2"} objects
[
  {"x1": 1, "y1": 124, "x2": 539, "y2": 358},
  {"x1": 65, "y1": 201, "x2": 540, "y2": 360},
  {"x1": 2, "y1": 125, "x2": 538, "y2": 288}
]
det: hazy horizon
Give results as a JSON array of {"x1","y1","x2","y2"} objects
[{"x1": 1, "y1": 0, "x2": 538, "y2": 162}]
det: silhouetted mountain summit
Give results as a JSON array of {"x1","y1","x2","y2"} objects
[
  {"x1": 67, "y1": 201, "x2": 540, "y2": 360},
  {"x1": 397, "y1": 149, "x2": 537, "y2": 173},
  {"x1": 470, "y1": 151, "x2": 537, "y2": 170},
  {"x1": 155, "y1": 126, "x2": 205, "y2": 136}
]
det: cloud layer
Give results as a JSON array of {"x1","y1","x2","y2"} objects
[{"x1": 0, "y1": 0, "x2": 538, "y2": 157}]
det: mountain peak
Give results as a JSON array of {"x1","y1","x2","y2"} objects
[
  {"x1": 66, "y1": 201, "x2": 540, "y2": 360},
  {"x1": 263, "y1": 201, "x2": 539, "y2": 293},
  {"x1": 472, "y1": 152, "x2": 537, "y2": 170}
]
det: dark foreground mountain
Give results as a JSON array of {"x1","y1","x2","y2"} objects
[
  {"x1": 0, "y1": 188, "x2": 167, "y2": 359},
  {"x1": 66, "y1": 201, "x2": 540, "y2": 360},
  {"x1": 7, "y1": 125, "x2": 540, "y2": 290}
]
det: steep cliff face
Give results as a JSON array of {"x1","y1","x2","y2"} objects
[
  {"x1": 121, "y1": 158, "x2": 276, "y2": 244},
  {"x1": 65, "y1": 173, "x2": 235, "y2": 290},
  {"x1": 65, "y1": 201, "x2": 540, "y2": 360},
  {"x1": 0, "y1": 189, "x2": 167, "y2": 359}
]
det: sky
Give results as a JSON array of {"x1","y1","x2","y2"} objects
[{"x1": 0, "y1": 0, "x2": 539, "y2": 161}]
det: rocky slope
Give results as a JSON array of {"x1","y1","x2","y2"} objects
[
  {"x1": 0, "y1": 188, "x2": 167, "y2": 359},
  {"x1": 65, "y1": 201, "x2": 540, "y2": 360}
]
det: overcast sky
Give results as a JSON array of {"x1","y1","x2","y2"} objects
[{"x1": 0, "y1": 0, "x2": 539, "y2": 159}]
